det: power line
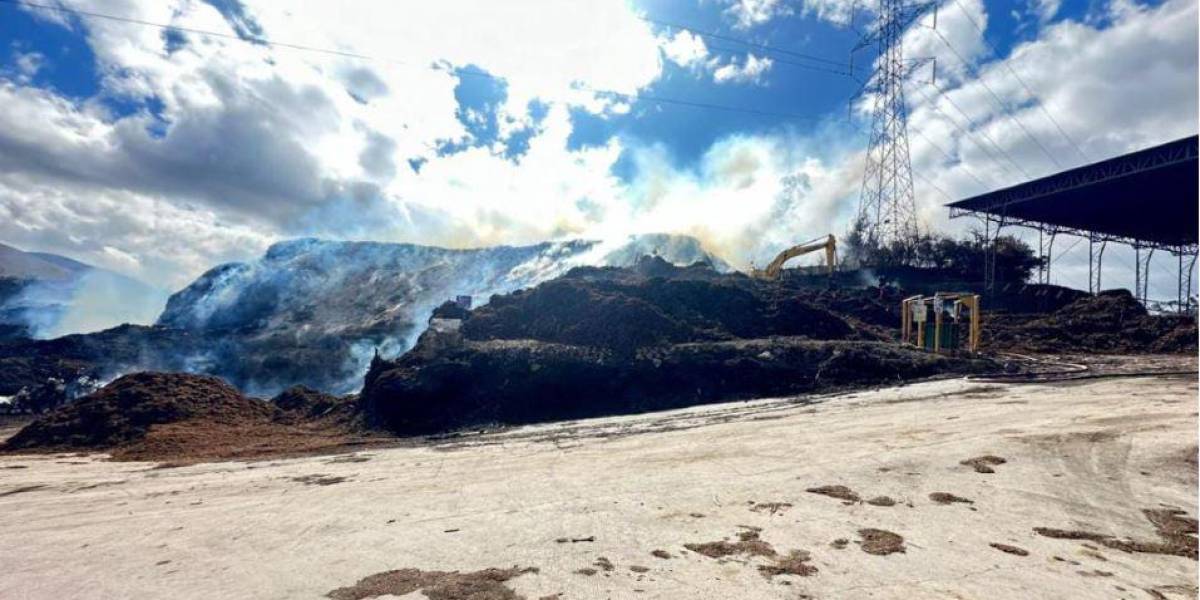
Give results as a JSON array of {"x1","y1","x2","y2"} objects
[
  {"x1": 642, "y1": 16, "x2": 857, "y2": 71},
  {"x1": 912, "y1": 168, "x2": 954, "y2": 204},
  {"x1": 1050, "y1": 236, "x2": 1082, "y2": 266},
  {"x1": 909, "y1": 127, "x2": 990, "y2": 190},
  {"x1": 926, "y1": 26, "x2": 1060, "y2": 170},
  {"x1": 0, "y1": 0, "x2": 822, "y2": 122},
  {"x1": 949, "y1": 0, "x2": 1091, "y2": 164},
  {"x1": 706, "y1": 42, "x2": 853, "y2": 76},
  {"x1": 927, "y1": 81, "x2": 1032, "y2": 179},
  {"x1": 912, "y1": 83, "x2": 1030, "y2": 180}
]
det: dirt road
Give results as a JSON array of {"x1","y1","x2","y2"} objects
[{"x1": 1, "y1": 367, "x2": 1196, "y2": 599}]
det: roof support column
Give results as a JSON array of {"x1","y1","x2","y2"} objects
[
  {"x1": 1178, "y1": 251, "x2": 1197, "y2": 314},
  {"x1": 1134, "y1": 246, "x2": 1153, "y2": 307},
  {"x1": 1038, "y1": 228, "x2": 1058, "y2": 285},
  {"x1": 983, "y1": 215, "x2": 1004, "y2": 292},
  {"x1": 1088, "y1": 234, "x2": 1106, "y2": 294}
]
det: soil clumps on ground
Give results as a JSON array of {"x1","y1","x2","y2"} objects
[
  {"x1": 858, "y1": 528, "x2": 906, "y2": 555},
  {"x1": 961, "y1": 455, "x2": 1007, "y2": 473},
  {"x1": 806, "y1": 485, "x2": 861, "y2": 503},
  {"x1": 325, "y1": 566, "x2": 537, "y2": 600},
  {"x1": 1034, "y1": 507, "x2": 1198, "y2": 560},
  {"x1": 930, "y1": 492, "x2": 974, "y2": 505}
]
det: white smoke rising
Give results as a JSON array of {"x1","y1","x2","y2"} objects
[
  {"x1": 1, "y1": 270, "x2": 168, "y2": 339},
  {"x1": 144, "y1": 234, "x2": 730, "y2": 395},
  {"x1": 40, "y1": 271, "x2": 168, "y2": 338}
]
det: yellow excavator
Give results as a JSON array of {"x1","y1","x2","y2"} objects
[{"x1": 751, "y1": 234, "x2": 837, "y2": 280}]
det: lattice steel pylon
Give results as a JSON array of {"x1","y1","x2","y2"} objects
[{"x1": 851, "y1": 0, "x2": 936, "y2": 248}]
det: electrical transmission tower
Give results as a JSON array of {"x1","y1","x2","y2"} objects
[{"x1": 851, "y1": 0, "x2": 936, "y2": 249}]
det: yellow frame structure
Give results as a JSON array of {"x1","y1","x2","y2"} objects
[{"x1": 901, "y1": 292, "x2": 981, "y2": 353}]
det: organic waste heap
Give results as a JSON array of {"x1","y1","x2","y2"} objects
[
  {"x1": 986, "y1": 289, "x2": 1196, "y2": 353},
  {"x1": 361, "y1": 257, "x2": 995, "y2": 435},
  {"x1": 4, "y1": 373, "x2": 373, "y2": 462}
]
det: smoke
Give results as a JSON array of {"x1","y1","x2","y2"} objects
[
  {"x1": 145, "y1": 234, "x2": 729, "y2": 396},
  {"x1": 586, "y1": 131, "x2": 866, "y2": 273},
  {"x1": 42, "y1": 271, "x2": 169, "y2": 338},
  {"x1": 0, "y1": 270, "x2": 168, "y2": 339}
]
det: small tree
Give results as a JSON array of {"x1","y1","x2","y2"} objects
[{"x1": 842, "y1": 222, "x2": 1042, "y2": 284}]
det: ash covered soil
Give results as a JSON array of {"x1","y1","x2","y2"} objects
[{"x1": 0, "y1": 369, "x2": 1194, "y2": 600}]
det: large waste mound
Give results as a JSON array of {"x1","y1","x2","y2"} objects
[
  {"x1": 987, "y1": 290, "x2": 1196, "y2": 353},
  {"x1": 0, "y1": 235, "x2": 730, "y2": 399},
  {"x1": 462, "y1": 271, "x2": 855, "y2": 351},
  {"x1": 362, "y1": 339, "x2": 989, "y2": 435},
  {"x1": 5, "y1": 373, "x2": 269, "y2": 450},
  {"x1": 362, "y1": 259, "x2": 992, "y2": 435}
]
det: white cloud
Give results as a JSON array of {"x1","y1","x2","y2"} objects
[
  {"x1": 904, "y1": 0, "x2": 1198, "y2": 298},
  {"x1": 1029, "y1": 0, "x2": 1063, "y2": 23},
  {"x1": 901, "y1": 0, "x2": 989, "y2": 84},
  {"x1": 722, "y1": 0, "x2": 794, "y2": 29},
  {"x1": 660, "y1": 30, "x2": 709, "y2": 69},
  {"x1": 0, "y1": 0, "x2": 669, "y2": 288},
  {"x1": 13, "y1": 50, "x2": 44, "y2": 82},
  {"x1": 0, "y1": 0, "x2": 1195, "y2": 307},
  {"x1": 711, "y1": 53, "x2": 775, "y2": 84},
  {"x1": 798, "y1": 0, "x2": 862, "y2": 25}
]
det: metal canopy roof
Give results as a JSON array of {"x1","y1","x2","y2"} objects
[{"x1": 947, "y1": 136, "x2": 1198, "y2": 251}]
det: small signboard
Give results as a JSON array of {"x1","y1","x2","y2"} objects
[{"x1": 912, "y1": 302, "x2": 927, "y2": 323}]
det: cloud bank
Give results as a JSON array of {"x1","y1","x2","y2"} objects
[{"x1": 0, "y1": 0, "x2": 1193, "y2": 304}]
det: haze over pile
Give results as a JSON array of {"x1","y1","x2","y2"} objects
[{"x1": 0, "y1": 0, "x2": 1195, "y2": 299}]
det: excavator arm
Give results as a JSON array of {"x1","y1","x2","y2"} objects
[{"x1": 752, "y1": 235, "x2": 837, "y2": 280}]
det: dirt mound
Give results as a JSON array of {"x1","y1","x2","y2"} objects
[
  {"x1": 4, "y1": 373, "x2": 270, "y2": 450},
  {"x1": 272, "y1": 386, "x2": 345, "y2": 419},
  {"x1": 362, "y1": 339, "x2": 992, "y2": 435},
  {"x1": 462, "y1": 274, "x2": 856, "y2": 352},
  {"x1": 4, "y1": 373, "x2": 386, "y2": 463},
  {"x1": 987, "y1": 290, "x2": 1195, "y2": 353},
  {"x1": 362, "y1": 262, "x2": 993, "y2": 435}
]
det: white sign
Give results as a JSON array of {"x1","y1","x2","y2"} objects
[{"x1": 912, "y1": 303, "x2": 927, "y2": 323}]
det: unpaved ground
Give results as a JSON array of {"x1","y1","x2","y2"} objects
[{"x1": 1, "y1": 365, "x2": 1196, "y2": 599}]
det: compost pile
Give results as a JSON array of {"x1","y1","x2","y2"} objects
[
  {"x1": 3, "y1": 373, "x2": 376, "y2": 462},
  {"x1": 362, "y1": 258, "x2": 993, "y2": 435},
  {"x1": 986, "y1": 289, "x2": 1196, "y2": 354}
]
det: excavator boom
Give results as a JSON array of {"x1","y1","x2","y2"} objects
[{"x1": 752, "y1": 235, "x2": 837, "y2": 280}]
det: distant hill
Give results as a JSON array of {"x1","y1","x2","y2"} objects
[
  {"x1": 0, "y1": 243, "x2": 90, "y2": 281},
  {"x1": 0, "y1": 244, "x2": 167, "y2": 340}
]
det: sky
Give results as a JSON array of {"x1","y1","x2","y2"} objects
[{"x1": 0, "y1": 0, "x2": 1196, "y2": 301}]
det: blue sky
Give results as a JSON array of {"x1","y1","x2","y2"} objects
[
  {"x1": 0, "y1": 0, "x2": 1195, "y2": 302},
  {"x1": 0, "y1": 0, "x2": 1136, "y2": 173}
]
